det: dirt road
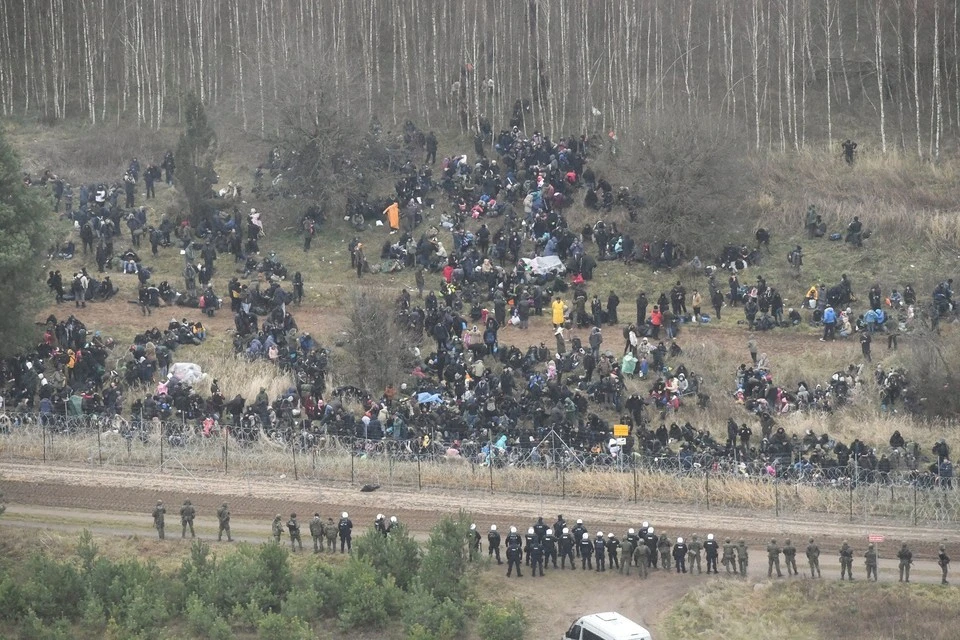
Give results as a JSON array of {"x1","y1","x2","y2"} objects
[{"x1": 1, "y1": 462, "x2": 956, "y2": 637}]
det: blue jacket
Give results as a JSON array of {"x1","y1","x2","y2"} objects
[{"x1": 823, "y1": 307, "x2": 837, "y2": 324}]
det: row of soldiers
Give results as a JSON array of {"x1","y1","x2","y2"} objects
[
  {"x1": 467, "y1": 514, "x2": 951, "y2": 585},
  {"x1": 151, "y1": 499, "x2": 232, "y2": 541}
]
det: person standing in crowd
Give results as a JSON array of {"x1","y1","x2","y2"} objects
[{"x1": 152, "y1": 500, "x2": 166, "y2": 540}]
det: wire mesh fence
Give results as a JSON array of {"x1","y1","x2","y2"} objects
[{"x1": 2, "y1": 412, "x2": 959, "y2": 527}]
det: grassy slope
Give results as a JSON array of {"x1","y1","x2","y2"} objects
[
  {"x1": 661, "y1": 579, "x2": 960, "y2": 640},
  {"x1": 5, "y1": 117, "x2": 960, "y2": 454}
]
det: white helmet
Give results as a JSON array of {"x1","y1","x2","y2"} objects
[
  {"x1": 390, "y1": 516, "x2": 397, "y2": 523},
  {"x1": 582, "y1": 533, "x2": 590, "y2": 540},
  {"x1": 546, "y1": 529, "x2": 554, "y2": 535},
  {"x1": 642, "y1": 521, "x2": 649, "y2": 528},
  {"x1": 510, "y1": 526, "x2": 517, "y2": 534},
  {"x1": 596, "y1": 531, "x2": 603, "y2": 537},
  {"x1": 490, "y1": 524, "x2": 497, "y2": 531},
  {"x1": 707, "y1": 533, "x2": 714, "y2": 541},
  {"x1": 562, "y1": 527, "x2": 569, "y2": 534},
  {"x1": 528, "y1": 527, "x2": 535, "y2": 535},
  {"x1": 576, "y1": 519, "x2": 583, "y2": 524},
  {"x1": 607, "y1": 533, "x2": 614, "y2": 539},
  {"x1": 677, "y1": 537, "x2": 684, "y2": 544},
  {"x1": 377, "y1": 513, "x2": 384, "y2": 520},
  {"x1": 628, "y1": 528, "x2": 635, "y2": 534},
  {"x1": 648, "y1": 527, "x2": 654, "y2": 534},
  {"x1": 470, "y1": 523, "x2": 476, "y2": 531},
  {"x1": 342, "y1": 512, "x2": 348, "y2": 518}
]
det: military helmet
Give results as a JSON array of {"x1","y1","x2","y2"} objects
[{"x1": 291, "y1": 513, "x2": 296, "y2": 518}]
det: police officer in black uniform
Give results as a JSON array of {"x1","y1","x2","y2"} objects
[{"x1": 488, "y1": 525, "x2": 503, "y2": 564}]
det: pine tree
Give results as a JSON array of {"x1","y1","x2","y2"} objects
[
  {"x1": 175, "y1": 92, "x2": 219, "y2": 226},
  {"x1": 0, "y1": 128, "x2": 54, "y2": 357}
]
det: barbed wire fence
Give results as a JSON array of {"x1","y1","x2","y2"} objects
[{"x1": 2, "y1": 412, "x2": 959, "y2": 527}]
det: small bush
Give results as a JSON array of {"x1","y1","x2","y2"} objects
[
  {"x1": 256, "y1": 612, "x2": 313, "y2": 640},
  {"x1": 354, "y1": 524, "x2": 421, "y2": 590},
  {"x1": 418, "y1": 511, "x2": 473, "y2": 604},
  {"x1": 0, "y1": 575, "x2": 26, "y2": 621},
  {"x1": 477, "y1": 601, "x2": 528, "y2": 640},
  {"x1": 402, "y1": 584, "x2": 466, "y2": 639},
  {"x1": 337, "y1": 559, "x2": 403, "y2": 630},
  {"x1": 185, "y1": 594, "x2": 234, "y2": 640}
]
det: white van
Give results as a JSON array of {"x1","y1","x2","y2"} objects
[{"x1": 562, "y1": 612, "x2": 653, "y2": 640}]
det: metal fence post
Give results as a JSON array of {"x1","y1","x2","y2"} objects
[
  {"x1": 417, "y1": 455, "x2": 422, "y2": 490},
  {"x1": 633, "y1": 463, "x2": 638, "y2": 503},
  {"x1": 351, "y1": 448, "x2": 355, "y2": 483},
  {"x1": 42, "y1": 421, "x2": 46, "y2": 463},
  {"x1": 97, "y1": 423, "x2": 102, "y2": 467},
  {"x1": 775, "y1": 479, "x2": 780, "y2": 518},
  {"x1": 914, "y1": 483, "x2": 918, "y2": 526},
  {"x1": 292, "y1": 443, "x2": 299, "y2": 481},
  {"x1": 159, "y1": 420, "x2": 164, "y2": 471},
  {"x1": 223, "y1": 427, "x2": 229, "y2": 474},
  {"x1": 705, "y1": 472, "x2": 710, "y2": 510}
]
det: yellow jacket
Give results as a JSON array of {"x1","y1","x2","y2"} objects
[{"x1": 552, "y1": 299, "x2": 567, "y2": 325}]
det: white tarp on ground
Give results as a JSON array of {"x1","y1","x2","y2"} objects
[
  {"x1": 522, "y1": 255, "x2": 566, "y2": 276},
  {"x1": 169, "y1": 362, "x2": 204, "y2": 384}
]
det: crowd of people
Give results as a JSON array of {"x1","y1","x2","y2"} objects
[{"x1": 10, "y1": 122, "x2": 957, "y2": 490}]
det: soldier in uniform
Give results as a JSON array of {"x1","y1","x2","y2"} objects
[
  {"x1": 217, "y1": 503, "x2": 233, "y2": 542},
  {"x1": 180, "y1": 499, "x2": 196, "y2": 539},
  {"x1": 533, "y1": 517, "x2": 548, "y2": 543},
  {"x1": 530, "y1": 536, "x2": 545, "y2": 577},
  {"x1": 673, "y1": 537, "x2": 688, "y2": 573},
  {"x1": 324, "y1": 517, "x2": 337, "y2": 552},
  {"x1": 606, "y1": 532, "x2": 621, "y2": 570},
  {"x1": 543, "y1": 528, "x2": 558, "y2": 569},
  {"x1": 287, "y1": 513, "x2": 303, "y2": 551},
  {"x1": 593, "y1": 532, "x2": 606, "y2": 572},
  {"x1": 658, "y1": 531, "x2": 672, "y2": 570},
  {"x1": 572, "y1": 519, "x2": 587, "y2": 557},
  {"x1": 897, "y1": 543, "x2": 913, "y2": 582},
  {"x1": 272, "y1": 514, "x2": 284, "y2": 544},
  {"x1": 338, "y1": 512, "x2": 353, "y2": 553},
  {"x1": 737, "y1": 539, "x2": 749, "y2": 577},
  {"x1": 806, "y1": 538, "x2": 821, "y2": 577},
  {"x1": 839, "y1": 541, "x2": 854, "y2": 580},
  {"x1": 633, "y1": 541, "x2": 650, "y2": 578},
  {"x1": 553, "y1": 515, "x2": 567, "y2": 538},
  {"x1": 688, "y1": 534, "x2": 703, "y2": 574},
  {"x1": 579, "y1": 533, "x2": 594, "y2": 570},
  {"x1": 506, "y1": 529, "x2": 523, "y2": 577},
  {"x1": 722, "y1": 538, "x2": 736, "y2": 574},
  {"x1": 468, "y1": 524, "x2": 482, "y2": 560},
  {"x1": 865, "y1": 543, "x2": 878, "y2": 581},
  {"x1": 309, "y1": 513, "x2": 325, "y2": 552},
  {"x1": 783, "y1": 539, "x2": 797, "y2": 576},
  {"x1": 704, "y1": 534, "x2": 720, "y2": 574},
  {"x1": 559, "y1": 528, "x2": 576, "y2": 570},
  {"x1": 938, "y1": 544, "x2": 950, "y2": 585},
  {"x1": 645, "y1": 527, "x2": 659, "y2": 569},
  {"x1": 487, "y1": 525, "x2": 503, "y2": 564},
  {"x1": 767, "y1": 538, "x2": 783, "y2": 578},
  {"x1": 621, "y1": 529, "x2": 638, "y2": 574},
  {"x1": 524, "y1": 527, "x2": 536, "y2": 567},
  {"x1": 152, "y1": 500, "x2": 166, "y2": 540}
]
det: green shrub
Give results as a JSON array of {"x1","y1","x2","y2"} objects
[
  {"x1": 418, "y1": 512, "x2": 473, "y2": 604},
  {"x1": 401, "y1": 584, "x2": 466, "y2": 639},
  {"x1": 0, "y1": 575, "x2": 25, "y2": 621},
  {"x1": 297, "y1": 562, "x2": 342, "y2": 618},
  {"x1": 256, "y1": 612, "x2": 313, "y2": 640},
  {"x1": 20, "y1": 553, "x2": 84, "y2": 621},
  {"x1": 281, "y1": 587, "x2": 324, "y2": 623},
  {"x1": 354, "y1": 524, "x2": 421, "y2": 590},
  {"x1": 337, "y1": 559, "x2": 403, "y2": 630},
  {"x1": 477, "y1": 601, "x2": 528, "y2": 640},
  {"x1": 185, "y1": 594, "x2": 234, "y2": 640}
]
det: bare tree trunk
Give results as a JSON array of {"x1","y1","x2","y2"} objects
[
  {"x1": 912, "y1": 0, "x2": 922, "y2": 158},
  {"x1": 823, "y1": 0, "x2": 834, "y2": 148},
  {"x1": 930, "y1": 0, "x2": 942, "y2": 159},
  {"x1": 875, "y1": 0, "x2": 887, "y2": 153}
]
